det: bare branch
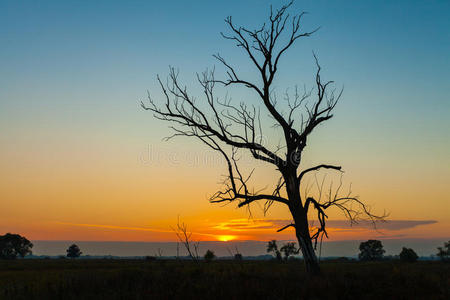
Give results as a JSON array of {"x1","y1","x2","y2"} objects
[
  {"x1": 172, "y1": 217, "x2": 200, "y2": 262},
  {"x1": 298, "y1": 164, "x2": 342, "y2": 183},
  {"x1": 277, "y1": 223, "x2": 295, "y2": 232},
  {"x1": 303, "y1": 175, "x2": 387, "y2": 249},
  {"x1": 142, "y1": 67, "x2": 283, "y2": 166}
]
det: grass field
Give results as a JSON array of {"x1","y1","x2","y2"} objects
[{"x1": 0, "y1": 259, "x2": 448, "y2": 299}]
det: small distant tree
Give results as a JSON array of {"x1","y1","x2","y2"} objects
[
  {"x1": 204, "y1": 249, "x2": 216, "y2": 262},
  {"x1": 280, "y1": 242, "x2": 299, "y2": 260},
  {"x1": 399, "y1": 247, "x2": 418, "y2": 262},
  {"x1": 267, "y1": 240, "x2": 282, "y2": 261},
  {"x1": 0, "y1": 233, "x2": 33, "y2": 259},
  {"x1": 437, "y1": 241, "x2": 450, "y2": 261},
  {"x1": 66, "y1": 244, "x2": 82, "y2": 258},
  {"x1": 358, "y1": 240, "x2": 385, "y2": 261},
  {"x1": 234, "y1": 253, "x2": 243, "y2": 261}
]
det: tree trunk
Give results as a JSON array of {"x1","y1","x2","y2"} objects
[
  {"x1": 295, "y1": 223, "x2": 320, "y2": 275},
  {"x1": 284, "y1": 169, "x2": 321, "y2": 275}
]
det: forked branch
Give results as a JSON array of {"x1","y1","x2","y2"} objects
[
  {"x1": 302, "y1": 174, "x2": 387, "y2": 248},
  {"x1": 172, "y1": 217, "x2": 200, "y2": 262}
]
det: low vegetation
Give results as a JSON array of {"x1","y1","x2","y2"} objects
[
  {"x1": 0, "y1": 259, "x2": 448, "y2": 299},
  {"x1": 2, "y1": 235, "x2": 449, "y2": 299}
]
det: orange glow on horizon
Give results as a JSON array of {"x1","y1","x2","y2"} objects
[
  {"x1": 0, "y1": 216, "x2": 445, "y2": 243},
  {"x1": 217, "y1": 235, "x2": 237, "y2": 242}
]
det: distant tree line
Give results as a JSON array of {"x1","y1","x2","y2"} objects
[
  {"x1": 0, "y1": 233, "x2": 84, "y2": 260},
  {"x1": 1, "y1": 233, "x2": 449, "y2": 262},
  {"x1": 265, "y1": 239, "x2": 450, "y2": 263}
]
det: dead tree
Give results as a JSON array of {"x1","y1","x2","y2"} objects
[
  {"x1": 172, "y1": 218, "x2": 200, "y2": 262},
  {"x1": 142, "y1": 1, "x2": 385, "y2": 274}
]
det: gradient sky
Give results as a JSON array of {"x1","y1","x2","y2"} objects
[{"x1": 1, "y1": 0, "x2": 449, "y2": 244}]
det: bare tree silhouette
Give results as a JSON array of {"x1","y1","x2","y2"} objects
[
  {"x1": 143, "y1": 1, "x2": 385, "y2": 274},
  {"x1": 172, "y1": 218, "x2": 200, "y2": 262}
]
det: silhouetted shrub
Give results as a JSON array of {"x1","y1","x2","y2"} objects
[
  {"x1": 358, "y1": 240, "x2": 385, "y2": 261},
  {"x1": 234, "y1": 253, "x2": 243, "y2": 261},
  {"x1": 66, "y1": 244, "x2": 82, "y2": 258},
  {"x1": 204, "y1": 250, "x2": 216, "y2": 262},
  {"x1": 399, "y1": 247, "x2": 418, "y2": 262},
  {"x1": 437, "y1": 240, "x2": 449, "y2": 261},
  {"x1": 145, "y1": 256, "x2": 156, "y2": 261}
]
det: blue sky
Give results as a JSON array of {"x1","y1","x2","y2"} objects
[
  {"x1": 1, "y1": 0, "x2": 449, "y2": 144},
  {"x1": 1, "y1": 0, "x2": 449, "y2": 118}
]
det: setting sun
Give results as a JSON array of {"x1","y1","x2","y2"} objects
[{"x1": 217, "y1": 235, "x2": 237, "y2": 242}]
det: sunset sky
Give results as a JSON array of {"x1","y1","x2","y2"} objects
[{"x1": 1, "y1": 0, "x2": 449, "y2": 245}]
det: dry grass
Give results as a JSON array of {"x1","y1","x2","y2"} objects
[{"x1": 0, "y1": 259, "x2": 448, "y2": 299}]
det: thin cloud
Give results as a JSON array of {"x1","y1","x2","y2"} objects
[
  {"x1": 54, "y1": 219, "x2": 438, "y2": 240},
  {"x1": 213, "y1": 219, "x2": 284, "y2": 231},
  {"x1": 213, "y1": 219, "x2": 438, "y2": 232},
  {"x1": 325, "y1": 220, "x2": 438, "y2": 231},
  {"x1": 55, "y1": 221, "x2": 217, "y2": 238}
]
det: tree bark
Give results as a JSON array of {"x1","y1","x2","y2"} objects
[
  {"x1": 284, "y1": 169, "x2": 321, "y2": 275},
  {"x1": 295, "y1": 221, "x2": 320, "y2": 275}
]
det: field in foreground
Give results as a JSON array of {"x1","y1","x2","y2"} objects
[{"x1": 0, "y1": 259, "x2": 448, "y2": 299}]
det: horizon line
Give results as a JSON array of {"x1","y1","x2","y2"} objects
[{"x1": 30, "y1": 237, "x2": 449, "y2": 243}]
